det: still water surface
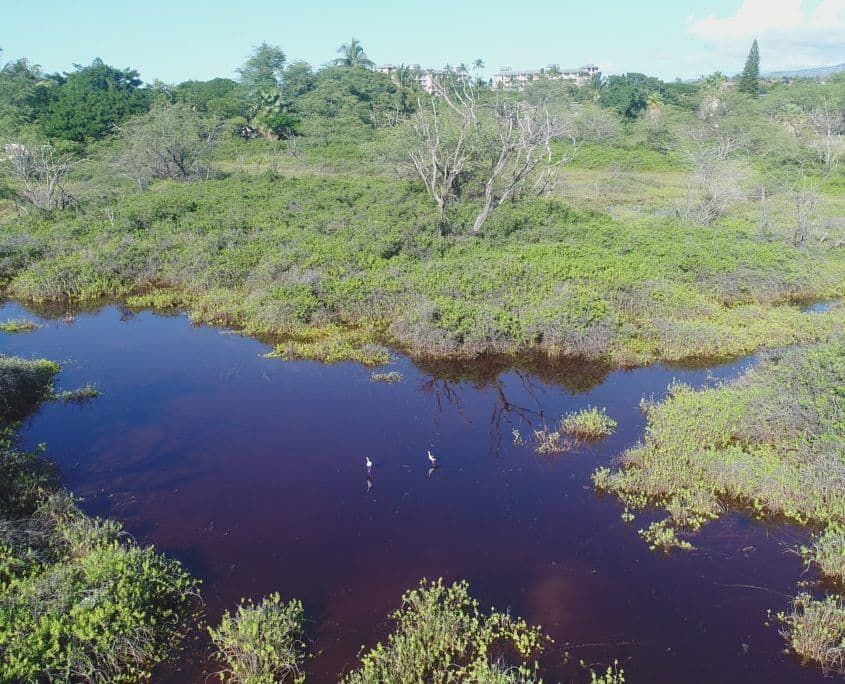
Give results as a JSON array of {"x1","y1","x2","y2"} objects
[{"x1": 0, "y1": 301, "x2": 825, "y2": 683}]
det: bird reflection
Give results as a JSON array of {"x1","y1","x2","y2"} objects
[
  {"x1": 427, "y1": 466, "x2": 439, "y2": 480},
  {"x1": 366, "y1": 471, "x2": 373, "y2": 492}
]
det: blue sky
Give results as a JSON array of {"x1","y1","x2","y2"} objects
[{"x1": 3, "y1": 0, "x2": 843, "y2": 83}]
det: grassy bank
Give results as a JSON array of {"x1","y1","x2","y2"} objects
[
  {"x1": 2, "y1": 170, "x2": 844, "y2": 368},
  {"x1": 593, "y1": 337, "x2": 845, "y2": 671}
]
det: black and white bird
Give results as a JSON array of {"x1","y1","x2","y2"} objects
[
  {"x1": 427, "y1": 450, "x2": 438, "y2": 466},
  {"x1": 365, "y1": 456, "x2": 374, "y2": 470}
]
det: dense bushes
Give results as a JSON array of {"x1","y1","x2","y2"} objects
[
  {"x1": 0, "y1": 494, "x2": 197, "y2": 683},
  {"x1": 2, "y1": 171, "x2": 844, "y2": 365}
]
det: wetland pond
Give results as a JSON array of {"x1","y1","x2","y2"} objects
[{"x1": 0, "y1": 300, "x2": 828, "y2": 683}]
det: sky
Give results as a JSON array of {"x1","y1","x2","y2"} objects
[{"x1": 2, "y1": 0, "x2": 844, "y2": 84}]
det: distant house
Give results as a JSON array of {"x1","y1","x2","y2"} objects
[
  {"x1": 492, "y1": 64, "x2": 600, "y2": 90},
  {"x1": 377, "y1": 64, "x2": 466, "y2": 94}
]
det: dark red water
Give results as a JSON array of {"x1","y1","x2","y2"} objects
[{"x1": 1, "y1": 301, "x2": 826, "y2": 683}]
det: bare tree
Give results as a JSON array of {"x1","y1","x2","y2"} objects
[
  {"x1": 675, "y1": 125, "x2": 745, "y2": 225},
  {"x1": 805, "y1": 99, "x2": 843, "y2": 174},
  {"x1": 3, "y1": 142, "x2": 78, "y2": 211},
  {"x1": 471, "y1": 99, "x2": 577, "y2": 233},
  {"x1": 792, "y1": 176, "x2": 821, "y2": 247},
  {"x1": 409, "y1": 76, "x2": 577, "y2": 235},
  {"x1": 115, "y1": 103, "x2": 223, "y2": 189},
  {"x1": 408, "y1": 80, "x2": 479, "y2": 233}
]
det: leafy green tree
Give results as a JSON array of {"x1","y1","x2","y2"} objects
[
  {"x1": 281, "y1": 60, "x2": 315, "y2": 98},
  {"x1": 294, "y1": 67, "x2": 401, "y2": 140},
  {"x1": 173, "y1": 78, "x2": 248, "y2": 118},
  {"x1": 333, "y1": 38, "x2": 374, "y2": 69},
  {"x1": 0, "y1": 56, "x2": 56, "y2": 133},
  {"x1": 39, "y1": 59, "x2": 149, "y2": 141},
  {"x1": 237, "y1": 43, "x2": 286, "y2": 94},
  {"x1": 115, "y1": 103, "x2": 223, "y2": 187},
  {"x1": 600, "y1": 73, "x2": 663, "y2": 119},
  {"x1": 738, "y1": 39, "x2": 760, "y2": 96}
]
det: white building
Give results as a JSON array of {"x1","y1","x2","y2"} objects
[
  {"x1": 492, "y1": 64, "x2": 600, "y2": 90},
  {"x1": 377, "y1": 64, "x2": 464, "y2": 94}
]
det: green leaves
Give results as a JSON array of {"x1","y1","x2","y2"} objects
[{"x1": 342, "y1": 579, "x2": 549, "y2": 684}]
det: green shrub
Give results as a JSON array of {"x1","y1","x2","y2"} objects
[
  {"x1": 341, "y1": 579, "x2": 548, "y2": 683},
  {"x1": 0, "y1": 493, "x2": 198, "y2": 683},
  {"x1": 779, "y1": 593, "x2": 845, "y2": 674},
  {"x1": 209, "y1": 593, "x2": 306, "y2": 684},
  {"x1": 0, "y1": 356, "x2": 59, "y2": 424},
  {"x1": 561, "y1": 406, "x2": 617, "y2": 439},
  {"x1": 0, "y1": 318, "x2": 40, "y2": 333},
  {"x1": 803, "y1": 527, "x2": 845, "y2": 585}
]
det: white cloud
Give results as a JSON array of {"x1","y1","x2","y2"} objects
[{"x1": 687, "y1": 0, "x2": 845, "y2": 70}]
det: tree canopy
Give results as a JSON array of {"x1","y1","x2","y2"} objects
[
  {"x1": 738, "y1": 39, "x2": 761, "y2": 96},
  {"x1": 39, "y1": 58, "x2": 149, "y2": 141},
  {"x1": 600, "y1": 73, "x2": 665, "y2": 119},
  {"x1": 237, "y1": 43, "x2": 287, "y2": 94}
]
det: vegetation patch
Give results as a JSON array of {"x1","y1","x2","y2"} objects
[
  {"x1": 594, "y1": 336, "x2": 845, "y2": 663},
  {"x1": 209, "y1": 593, "x2": 306, "y2": 684},
  {"x1": 340, "y1": 578, "x2": 549, "y2": 683},
  {"x1": 779, "y1": 593, "x2": 845, "y2": 674},
  {"x1": 561, "y1": 406, "x2": 617, "y2": 440},
  {"x1": 0, "y1": 318, "x2": 40, "y2": 333},
  {"x1": 370, "y1": 370, "x2": 404, "y2": 383},
  {"x1": 0, "y1": 355, "x2": 60, "y2": 423},
  {"x1": 594, "y1": 337, "x2": 845, "y2": 537}
]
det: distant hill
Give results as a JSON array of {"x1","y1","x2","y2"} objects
[{"x1": 764, "y1": 63, "x2": 845, "y2": 79}]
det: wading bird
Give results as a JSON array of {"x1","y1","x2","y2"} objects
[
  {"x1": 365, "y1": 456, "x2": 373, "y2": 470},
  {"x1": 427, "y1": 450, "x2": 438, "y2": 466}
]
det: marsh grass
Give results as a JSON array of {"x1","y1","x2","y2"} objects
[
  {"x1": 209, "y1": 593, "x2": 306, "y2": 684},
  {"x1": 0, "y1": 356, "x2": 60, "y2": 424},
  {"x1": 594, "y1": 337, "x2": 845, "y2": 667},
  {"x1": 0, "y1": 318, "x2": 40, "y2": 333},
  {"x1": 533, "y1": 427, "x2": 576, "y2": 455},
  {"x1": 52, "y1": 383, "x2": 101, "y2": 403},
  {"x1": 803, "y1": 528, "x2": 845, "y2": 585},
  {"x1": 561, "y1": 406, "x2": 617, "y2": 440},
  {"x1": 370, "y1": 371, "x2": 404, "y2": 383},
  {"x1": 594, "y1": 338, "x2": 845, "y2": 538},
  {"x1": 780, "y1": 593, "x2": 845, "y2": 674}
]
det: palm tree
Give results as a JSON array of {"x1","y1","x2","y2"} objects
[
  {"x1": 646, "y1": 91, "x2": 664, "y2": 111},
  {"x1": 334, "y1": 38, "x2": 375, "y2": 69},
  {"x1": 472, "y1": 59, "x2": 486, "y2": 88}
]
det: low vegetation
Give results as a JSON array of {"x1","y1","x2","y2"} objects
[
  {"x1": 370, "y1": 370, "x2": 404, "y2": 383},
  {"x1": 593, "y1": 337, "x2": 845, "y2": 542},
  {"x1": 1, "y1": 45, "x2": 843, "y2": 369},
  {"x1": 594, "y1": 336, "x2": 845, "y2": 665},
  {"x1": 340, "y1": 578, "x2": 549, "y2": 683},
  {"x1": 209, "y1": 593, "x2": 306, "y2": 684},
  {"x1": 779, "y1": 593, "x2": 845, "y2": 674},
  {"x1": 561, "y1": 406, "x2": 617, "y2": 440},
  {"x1": 0, "y1": 318, "x2": 39, "y2": 332}
]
